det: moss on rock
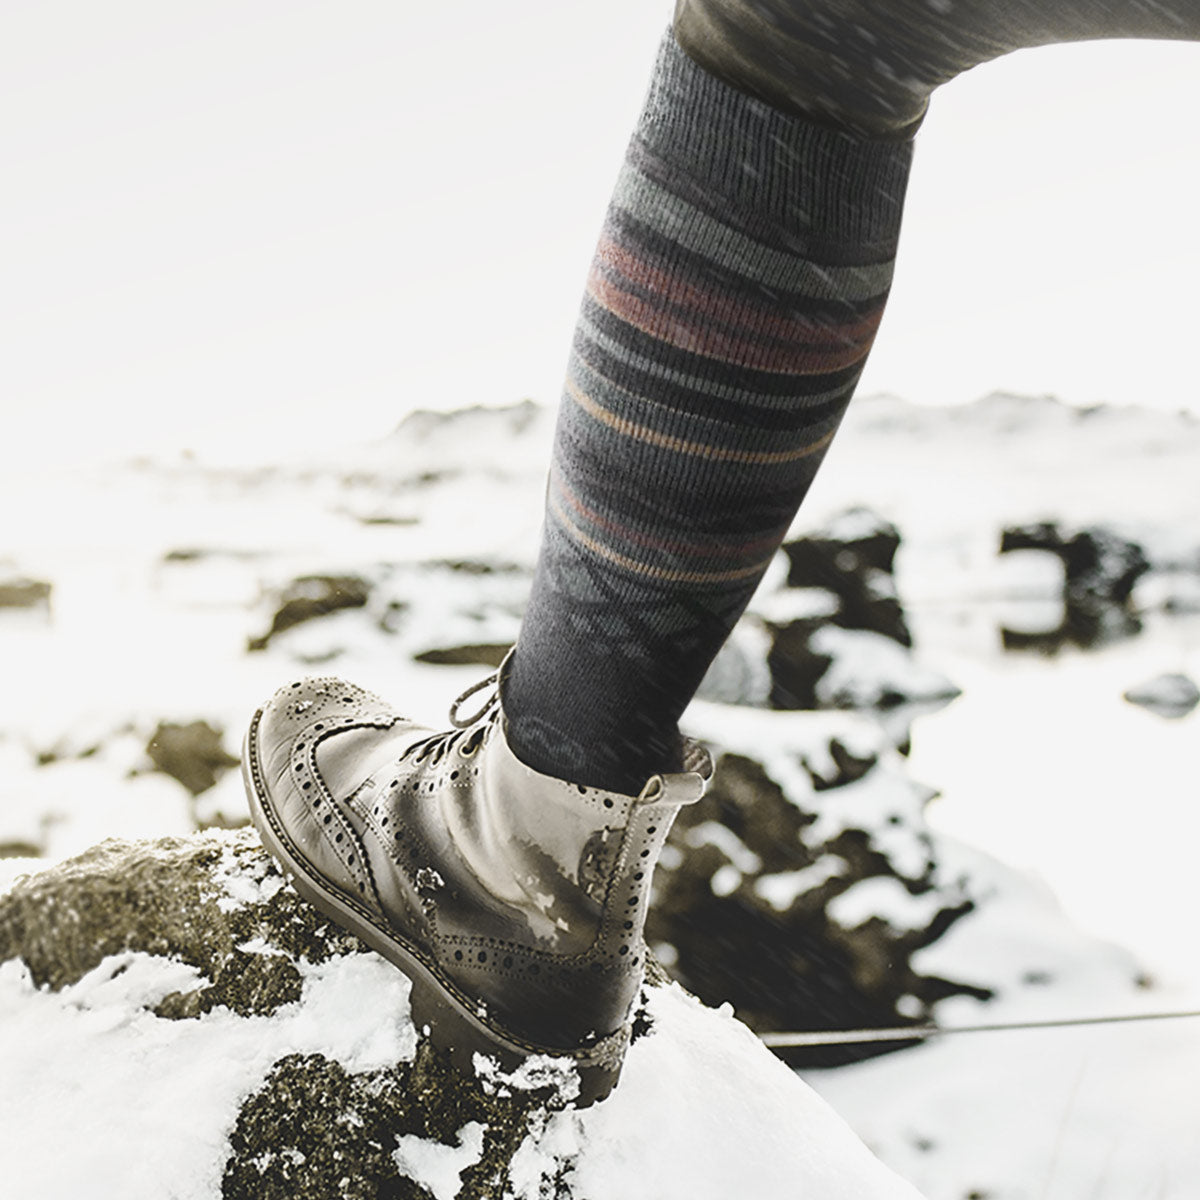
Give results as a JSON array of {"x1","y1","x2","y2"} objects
[
  {"x1": 0, "y1": 829, "x2": 361, "y2": 1017},
  {"x1": 223, "y1": 1047, "x2": 573, "y2": 1200}
]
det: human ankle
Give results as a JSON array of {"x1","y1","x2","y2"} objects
[{"x1": 503, "y1": 707, "x2": 685, "y2": 798}]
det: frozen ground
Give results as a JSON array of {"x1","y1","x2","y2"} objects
[
  {"x1": 0, "y1": 925, "x2": 919, "y2": 1200},
  {"x1": 2, "y1": 392, "x2": 1198, "y2": 1198}
]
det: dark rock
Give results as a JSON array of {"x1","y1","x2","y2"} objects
[
  {"x1": 354, "y1": 513, "x2": 420, "y2": 527},
  {"x1": 780, "y1": 509, "x2": 911, "y2": 647},
  {"x1": 766, "y1": 619, "x2": 835, "y2": 710},
  {"x1": 413, "y1": 643, "x2": 513, "y2": 669},
  {"x1": 762, "y1": 509, "x2": 929, "y2": 715},
  {"x1": 146, "y1": 720, "x2": 240, "y2": 796},
  {"x1": 766, "y1": 620, "x2": 959, "y2": 719},
  {"x1": 1000, "y1": 604, "x2": 1142, "y2": 654},
  {"x1": 248, "y1": 575, "x2": 371, "y2": 652},
  {"x1": 427, "y1": 560, "x2": 529, "y2": 577},
  {"x1": 0, "y1": 576, "x2": 52, "y2": 609},
  {"x1": 1000, "y1": 523, "x2": 1150, "y2": 606},
  {"x1": 224, "y1": 1048, "x2": 569, "y2": 1200},
  {"x1": 999, "y1": 524, "x2": 1152, "y2": 654},
  {"x1": 646, "y1": 751, "x2": 987, "y2": 1067},
  {"x1": 162, "y1": 547, "x2": 261, "y2": 563},
  {"x1": 807, "y1": 738, "x2": 879, "y2": 792},
  {"x1": 0, "y1": 840, "x2": 42, "y2": 859}
]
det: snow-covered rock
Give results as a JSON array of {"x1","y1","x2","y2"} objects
[
  {"x1": 1122, "y1": 671, "x2": 1200, "y2": 719},
  {"x1": 1000, "y1": 522, "x2": 1150, "y2": 605},
  {"x1": 779, "y1": 508, "x2": 911, "y2": 646},
  {"x1": 650, "y1": 706, "x2": 981, "y2": 1063},
  {"x1": 0, "y1": 831, "x2": 922, "y2": 1200}
]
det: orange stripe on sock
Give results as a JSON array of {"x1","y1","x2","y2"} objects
[
  {"x1": 551, "y1": 463, "x2": 786, "y2": 563},
  {"x1": 549, "y1": 486, "x2": 774, "y2": 586},
  {"x1": 567, "y1": 378, "x2": 835, "y2": 465}
]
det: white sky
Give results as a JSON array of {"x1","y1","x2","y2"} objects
[{"x1": 4, "y1": 1, "x2": 1200, "y2": 468}]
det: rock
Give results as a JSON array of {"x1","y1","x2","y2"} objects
[
  {"x1": 1000, "y1": 523, "x2": 1150, "y2": 606},
  {"x1": 780, "y1": 509, "x2": 911, "y2": 646},
  {"x1": 413, "y1": 643, "x2": 512, "y2": 669},
  {"x1": 248, "y1": 575, "x2": 371, "y2": 652},
  {"x1": 0, "y1": 840, "x2": 42, "y2": 860},
  {"x1": 740, "y1": 509, "x2": 959, "y2": 720},
  {"x1": 162, "y1": 548, "x2": 261, "y2": 564},
  {"x1": 0, "y1": 831, "x2": 922, "y2": 1200},
  {"x1": 808, "y1": 628, "x2": 961, "y2": 711},
  {"x1": 998, "y1": 523, "x2": 1152, "y2": 653},
  {"x1": 352, "y1": 512, "x2": 420, "y2": 527},
  {"x1": 1123, "y1": 672, "x2": 1200, "y2": 719},
  {"x1": 0, "y1": 576, "x2": 51, "y2": 610},
  {"x1": 765, "y1": 622, "x2": 958, "y2": 715},
  {"x1": 146, "y1": 720, "x2": 241, "y2": 796},
  {"x1": 646, "y1": 736, "x2": 987, "y2": 1067},
  {"x1": 427, "y1": 560, "x2": 530, "y2": 577},
  {"x1": 0, "y1": 834, "x2": 359, "y2": 1015},
  {"x1": 999, "y1": 602, "x2": 1142, "y2": 655}
]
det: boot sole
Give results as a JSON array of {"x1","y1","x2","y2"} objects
[{"x1": 242, "y1": 707, "x2": 624, "y2": 1107}]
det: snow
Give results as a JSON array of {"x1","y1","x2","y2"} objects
[
  {"x1": 754, "y1": 855, "x2": 849, "y2": 912},
  {"x1": 393, "y1": 1122, "x2": 487, "y2": 1200},
  {"x1": 564, "y1": 985, "x2": 923, "y2": 1200},
  {"x1": 0, "y1": 909, "x2": 921, "y2": 1200},
  {"x1": 827, "y1": 877, "x2": 948, "y2": 934},
  {"x1": 2, "y1": 392, "x2": 1199, "y2": 1197},
  {"x1": 806, "y1": 1017, "x2": 1200, "y2": 1200},
  {"x1": 810, "y1": 625, "x2": 960, "y2": 708},
  {"x1": 0, "y1": 951, "x2": 416, "y2": 1199}
]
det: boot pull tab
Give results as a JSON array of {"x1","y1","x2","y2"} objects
[{"x1": 636, "y1": 757, "x2": 711, "y2": 807}]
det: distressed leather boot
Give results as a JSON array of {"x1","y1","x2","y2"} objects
[{"x1": 242, "y1": 662, "x2": 712, "y2": 1105}]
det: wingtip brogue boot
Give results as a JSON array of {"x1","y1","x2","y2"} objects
[{"x1": 242, "y1": 667, "x2": 712, "y2": 1105}]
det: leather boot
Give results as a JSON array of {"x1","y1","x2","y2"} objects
[{"x1": 242, "y1": 662, "x2": 712, "y2": 1105}]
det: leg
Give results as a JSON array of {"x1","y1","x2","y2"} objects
[
  {"x1": 506, "y1": 0, "x2": 1200, "y2": 794},
  {"x1": 248, "y1": 4, "x2": 1200, "y2": 1101},
  {"x1": 504, "y1": 31, "x2": 911, "y2": 795},
  {"x1": 675, "y1": 0, "x2": 1200, "y2": 135},
  {"x1": 247, "y1": 28, "x2": 911, "y2": 1102}
]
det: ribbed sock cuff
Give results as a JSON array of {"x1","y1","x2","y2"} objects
[{"x1": 640, "y1": 30, "x2": 913, "y2": 255}]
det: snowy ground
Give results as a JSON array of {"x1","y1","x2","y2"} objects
[
  {"x1": 0, "y1": 929, "x2": 919, "y2": 1200},
  {"x1": 2, "y1": 393, "x2": 1198, "y2": 1198}
]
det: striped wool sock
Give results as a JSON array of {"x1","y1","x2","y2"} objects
[{"x1": 504, "y1": 31, "x2": 913, "y2": 794}]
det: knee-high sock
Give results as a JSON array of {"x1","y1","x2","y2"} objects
[{"x1": 504, "y1": 31, "x2": 913, "y2": 794}]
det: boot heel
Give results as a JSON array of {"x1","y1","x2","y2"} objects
[{"x1": 407, "y1": 976, "x2": 623, "y2": 1107}]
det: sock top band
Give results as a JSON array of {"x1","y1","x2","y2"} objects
[{"x1": 639, "y1": 31, "x2": 913, "y2": 256}]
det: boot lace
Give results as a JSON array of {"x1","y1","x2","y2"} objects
[{"x1": 399, "y1": 650, "x2": 513, "y2": 767}]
